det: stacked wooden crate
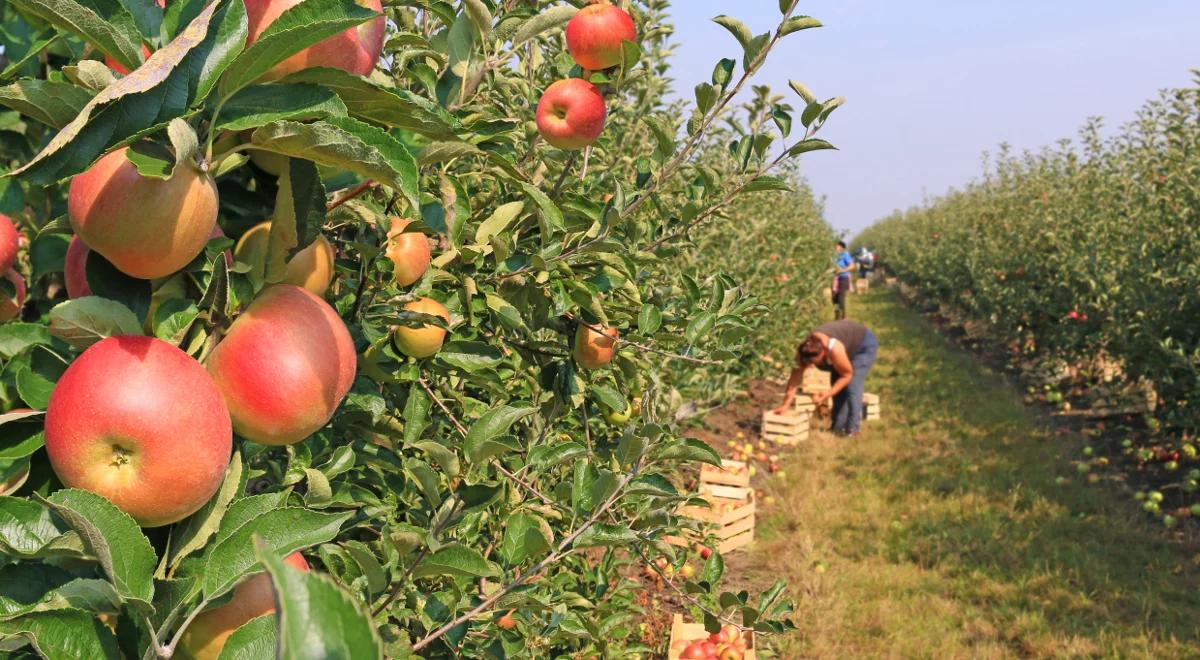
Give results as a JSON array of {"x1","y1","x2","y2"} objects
[
  {"x1": 761, "y1": 410, "x2": 809, "y2": 445},
  {"x1": 863, "y1": 392, "x2": 881, "y2": 422},
  {"x1": 668, "y1": 614, "x2": 756, "y2": 659},
  {"x1": 802, "y1": 368, "x2": 831, "y2": 393},
  {"x1": 669, "y1": 460, "x2": 755, "y2": 554},
  {"x1": 855, "y1": 278, "x2": 870, "y2": 294}
]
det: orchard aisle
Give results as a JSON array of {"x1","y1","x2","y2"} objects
[{"x1": 702, "y1": 290, "x2": 1200, "y2": 658}]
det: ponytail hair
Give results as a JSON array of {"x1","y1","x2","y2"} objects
[{"x1": 796, "y1": 334, "x2": 824, "y2": 365}]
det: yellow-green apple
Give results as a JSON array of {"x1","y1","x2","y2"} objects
[
  {"x1": 603, "y1": 400, "x2": 631, "y2": 424},
  {"x1": 0, "y1": 213, "x2": 19, "y2": 274},
  {"x1": 536, "y1": 79, "x2": 607, "y2": 150},
  {"x1": 206, "y1": 285, "x2": 356, "y2": 446},
  {"x1": 68, "y1": 147, "x2": 218, "y2": 279},
  {"x1": 233, "y1": 221, "x2": 335, "y2": 295},
  {"x1": 385, "y1": 217, "x2": 431, "y2": 286},
  {"x1": 244, "y1": 0, "x2": 386, "y2": 81},
  {"x1": 392, "y1": 297, "x2": 450, "y2": 358},
  {"x1": 573, "y1": 323, "x2": 618, "y2": 369},
  {"x1": 178, "y1": 552, "x2": 308, "y2": 660},
  {"x1": 44, "y1": 336, "x2": 232, "y2": 527},
  {"x1": 565, "y1": 3, "x2": 637, "y2": 70},
  {"x1": 0, "y1": 271, "x2": 25, "y2": 323}
]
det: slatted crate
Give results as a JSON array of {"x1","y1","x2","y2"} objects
[
  {"x1": 802, "y1": 368, "x2": 832, "y2": 394},
  {"x1": 761, "y1": 411, "x2": 809, "y2": 445},
  {"x1": 676, "y1": 492, "x2": 755, "y2": 554},
  {"x1": 863, "y1": 392, "x2": 881, "y2": 421},
  {"x1": 700, "y1": 460, "x2": 750, "y2": 488},
  {"x1": 668, "y1": 614, "x2": 756, "y2": 660},
  {"x1": 855, "y1": 278, "x2": 870, "y2": 294}
]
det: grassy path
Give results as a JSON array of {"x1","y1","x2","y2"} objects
[{"x1": 715, "y1": 290, "x2": 1200, "y2": 658}]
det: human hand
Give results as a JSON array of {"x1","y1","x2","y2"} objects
[
  {"x1": 811, "y1": 391, "x2": 830, "y2": 407},
  {"x1": 771, "y1": 404, "x2": 788, "y2": 415}
]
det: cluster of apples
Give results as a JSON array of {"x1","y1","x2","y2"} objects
[
  {"x1": 670, "y1": 624, "x2": 750, "y2": 660},
  {"x1": 724, "y1": 436, "x2": 784, "y2": 478},
  {"x1": 535, "y1": 3, "x2": 637, "y2": 150}
]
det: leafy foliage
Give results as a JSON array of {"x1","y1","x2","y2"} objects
[{"x1": 0, "y1": 0, "x2": 839, "y2": 657}]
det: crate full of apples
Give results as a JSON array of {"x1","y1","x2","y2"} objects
[
  {"x1": 700, "y1": 459, "x2": 751, "y2": 488},
  {"x1": 668, "y1": 616, "x2": 755, "y2": 659}
]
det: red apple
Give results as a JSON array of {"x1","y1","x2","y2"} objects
[
  {"x1": 0, "y1": 213, "x2": 19, "y2": 274},
  {"x1": 385, "y1": 217, "x2": 431, "y2": 286},
  {"x1": 496, "y1": 610, "x2": 518, "y2": 631},
  {"x1": 244, "y1": 0, "x2": 386, "y2": 81},
  {"x1": 178, "y1": 552, "x2": 308, "y2": 660},
  {"x1": 44, "y1": 336, "x2": 232, "y2": 527},
  {"x1": 574, "y1": 323, "x2": 618, "y2": 369},
  {"x1": 206, "y1": 285, "x2": 356, "y2": 446},
  {"x1": 565, "y1": 3, "x2": 637, "y2": 71},
  {"x1": 536, "y1": 79, "x2": 607, "y2": 150},
  {"x1": 68, "y1": 147, "x2": 218, "y2": 279},
  {"x1": 0, "y1": 271, "x2": 25, "y2": 323},
  {"x1": 233, "y1": 221, "x2": 335, "y2": 295},
  {"x1": 392, "y1": 297, "x2": 450, "y2": 358}
]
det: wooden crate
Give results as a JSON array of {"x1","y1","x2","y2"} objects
[
  {"x1": 701, "y1": 460, "x2": 750, "y2": 488},
  {"x1": 885, "y1": 277, "x2": 898, "y2": 286},
  {"x1": 672, "y1": 489, "x2": 755, "y2": 555},
  {"x1": 855, "y1": 278, "x2": 870, "y2": 294},
  {"x1": 863, "y1": 392, "x2": 881, "y2": 421},
  {"x1": 668, "y1": 614, "x2": 756, "y2": 660},
  {"x1": 802, "y1": 369, "x2": 831, "y2": 394},
  {"x1": 761, "y1": 411, "x2": 809, "y2": 444}
]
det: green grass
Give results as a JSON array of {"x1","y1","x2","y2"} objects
[{"x1": 733, "y1": 291, "x2": 1200, "y2": 658}]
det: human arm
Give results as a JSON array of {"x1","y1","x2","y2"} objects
[
  {"x1": 772, "y1": 366, "x2": 807, "y2": 414},
  {"x1": 811, "y1": 344, "x2": 853, "y2": 406}
]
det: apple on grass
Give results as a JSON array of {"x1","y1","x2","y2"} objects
[
  {"x1": 68, "y1": 147, "x2": 218, "y2": 280},
  {"x1": 565, "y1": 3, "x2": 637, "y2": 71},
  {"x1": 178, "y1": 552, "x2": 308, "y2": 660},
  {"x1": 244, "y1": 0, "x2": 386, "y2": 81},
  {"x1": 392, "y1": 297, "x2": 451, "y2": 358},
  {"x1": 206, "y1": 285, "x2": 356, "y2": 446},
  {"x1": 536, "y1": 79, "x2": 607, "y2": 150},
  {"x1": 44, "y1": 336, "x2": 232, "y2": 527}
]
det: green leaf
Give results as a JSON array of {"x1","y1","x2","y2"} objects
[
  {"x1": 265, "y1": 159, "x2": 325, "y2": 284},
  {"x1": 203, "y1": 508, "x2": 351, "y2": 600},
  {"x1": 218, "y1": 0, "x2": 379, "y2": 95},
  {"x1": 0, "y1": 411, "x2": 44, "y2": 460},
  {"x1": 474, "y1": 201, "x2": 524, "y2": 245},
  {"x1": 518, "y1": 182, "x2": 565, "y2": 233},
  {"x1": 412, "y1": 543, "x2": 497, "y2": 579},
  {"x1": 412, "y1": 441, "x2": 459, "y2": 479},
  {"x1": 499, "y1": 512, "x2": 551, "y2": 564},
  {"x1": 47, "y1": 297, "x2": 143, "y2": 350},
  {"x1": 573, "y1": 523, "x2": 637, "y2": 548},
  {"x1": 214, "y1": 83, "x2": 347, "y2": 131},
  {"x1": 213, "y1": 492, "x2": 289, "y2": 547},
  {"x1": 40, "y1": 489, "x2": 156, "y2": 611},
  {"x1": 437, "y1": 341, "x2": 503, "y2": 373},
  {"x1": 256, "y1": 539, "x2": 383, "y2": 660},
  {"x1": 786, "y1": 138, "x2": 837, "y2": 157},
  {"x1": 589, "y1": 384, "x2": 626, "y2": 413},
  {"x1": 9, "y1": 0, "x2": 144, "y2": 72},
  {"x1": 528, "y1": 442, "x2": 586, "y2": 470},
  {"x1": 0, "y1": 496, "x2": 70, "y2": 557},
  {"x1": 0, "y1": 79, "x2": 93, "y2": 129},
  {"x1": 0, "y1": 323, "x2": 52, "y2": 359},
  {"x1": 656, "y1": 438, "x2": 722, "y2": 467},
  {"x1": 418, "y1": 140, "x2": 483, "y2": 166},
  {"x1": 712, "y1": 58, "x2": 736, "y2": 87},
  {"x1": 215, "y1": 614, "x2": 275, "y2": 660},
  {"x1": 510, "y1": 5, "x2": 576, "y2": 46},
  {"x1": 463, "y1": 0, "x2": 492, "y2": 38},
  {"x1": 743, "y1": 175, "x2": 794, "y2": 193},
  {"x1": 780, "y1": 15, "x2": 822, "y2": 36},
  {"x1": 637, "y1": 304, "x2": 662, "y2": 335},
  {"x1": 712, "y1": 15, "x2": 753, "y2": 50},
  {"x1": 170, "y1": 451, "x2": 244, "y2": 570},
  {"x1": 9, "y1": 0, "x2": 242, "y2": 184},
  {"x1": 152, "y1": 299, "x2": 200, "y2": 346},
  {"x1": 250, "y1": 117, "x2": 418, "y2": 211},
  {"x1": 278, "y1": 67, "x2": 461, "y2": 139},
  {"x1": 0, "y1": 609, "x2": 119, "y2": 660},
  {"x1": 463, "y1": 404, "x2": 535, "y2": 464},
  {"x1": 788, "y1": 79, "x2": 816, "y2": 104},
  {"x1": 402, "y1": 384, "x2": 430, "y2": 445},
  {"x1": 14, "y1": 347, "x2": 67, "y2": 410},
  {"x1": 685, "y1": 311, "x2": 716, "y2": 344}
]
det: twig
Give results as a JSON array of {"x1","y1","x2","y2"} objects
[
  {"x1": 327, "y1": 180, "x2": 379, "y2": 211},
  {"x1": 411, "y1": 470, "x2": 638, "y2": 652},
  {"x1": 549, "y1": 151, "x2": 579, "y2": 200}
]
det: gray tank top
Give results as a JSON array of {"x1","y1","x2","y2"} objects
[{"x1": 814, "y1": 320, "x2": 868, "y2": 356}]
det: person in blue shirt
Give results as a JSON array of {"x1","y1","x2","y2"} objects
[{"x1": 833, "y1": 240, "x2": 853, "y2": 319}]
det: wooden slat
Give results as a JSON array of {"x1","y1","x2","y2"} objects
[{"x1": 669, "y1": 614, "x2": 758, "y2": 660}]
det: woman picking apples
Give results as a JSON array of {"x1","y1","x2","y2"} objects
[{"x1": 773, "y1": 319, "x2": 879, "y2": 436}]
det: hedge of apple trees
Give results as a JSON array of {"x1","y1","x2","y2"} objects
[
  {"x1": 0, "y1": 0, "x2": 840, "y2": 657},
  {"x1": 857, "y1": 76, "x2": 1200, "y2": 524}
]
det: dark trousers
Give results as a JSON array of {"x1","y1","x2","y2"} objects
[
  {"x1": 834, "y1": 277, "x2": 850, "y2": 319},
  {"x1": 831, "y1": 330, "x2": 879, "y2": 433}
]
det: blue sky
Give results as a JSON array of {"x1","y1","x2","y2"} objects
[{"x1": 666, "y1": 1, "x2": 1199, "y2": 235}]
